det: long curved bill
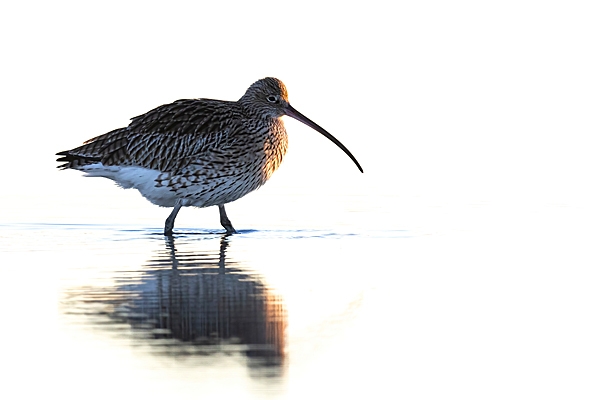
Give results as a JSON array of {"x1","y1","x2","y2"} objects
[{"x1": 284, "y1": 104, "x2": 363, "y2": 173}]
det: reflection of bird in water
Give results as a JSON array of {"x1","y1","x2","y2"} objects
[{"x1": 65, "y1": 235, "x2": 287, "y2": 370}]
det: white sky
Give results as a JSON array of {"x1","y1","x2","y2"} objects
[{"x1": 0, "y1": 1, "x2": 598, "y2": 215}]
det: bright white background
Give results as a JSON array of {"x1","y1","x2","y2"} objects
[
  {"x1": 2, "y1": 1, "x2": 598, "y2": 220},
  {"x1": 1, "y1": 1, "x2": 600, "y2": 399}
]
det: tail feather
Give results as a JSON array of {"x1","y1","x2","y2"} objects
[
  {"x1": 56, "y1": 127, "x2": 129, "y2": 170},
  {"x1": 55, "y1": 152, "x2": 103, "y2": 169}
]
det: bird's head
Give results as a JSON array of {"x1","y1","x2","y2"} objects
[
  {"x1": 240, "y1": 77, "x2": 363, "y2": 173},
  {"x1": 240, "y1": 77, "x2": 290, "y2": 119}
]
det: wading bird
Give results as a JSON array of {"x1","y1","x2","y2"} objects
[{"x1": 57, "y1": 77, "x2": 363, "y2": 235}]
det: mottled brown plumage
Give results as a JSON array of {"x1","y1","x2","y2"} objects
[{"x1": 57, "y1": 77, "x2": 362, "y2": 235}]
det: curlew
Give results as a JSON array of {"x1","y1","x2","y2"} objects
[{"x1": 56, "y1": 77, "x2": 363, "y2": 235}]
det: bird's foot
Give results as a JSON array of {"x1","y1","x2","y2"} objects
[
  {"x1": 224, "y1": 226, "x2": 237, "y2": 235},
  {"x1": 218, "y1": 204, "x2": 237, "y2": 234}
]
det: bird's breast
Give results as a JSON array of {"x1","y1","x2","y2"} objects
[
  {"x1": 261, "y1": 120, "x2": 289, "y2": 181},
  {"x1": 162, "y1": 119, "x2": 288, "y2": 207}
]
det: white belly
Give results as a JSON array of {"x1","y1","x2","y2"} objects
[
  {"x1": 77, "y1": 163, "x2": 263, "y2": 209},
  {"x1": 80, "y1": 164, "x2": 178, "y2": 207}
]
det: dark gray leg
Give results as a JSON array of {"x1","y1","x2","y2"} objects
[
  {"x1": 164, "y1": 201, "x2": 182, "y2": 236},
  {"x1": 218, "y1": 204, "x2": 237, "y2": 234}
]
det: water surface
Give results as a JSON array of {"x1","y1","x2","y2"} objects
[{"x1": 2, "y1": 201, "x2": 598, "y2": 399}]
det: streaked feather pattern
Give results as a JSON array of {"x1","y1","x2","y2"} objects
[{"x1": 56, "y1": 77, "x2": 361, "y2": 234}]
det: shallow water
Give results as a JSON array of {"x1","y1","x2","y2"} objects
[
  {"x1": 2, "y1": 200, "x2": 599, "y2": 398},
  {"x1": 0, "y1": 219, "x2": 396, "y2": 398}
]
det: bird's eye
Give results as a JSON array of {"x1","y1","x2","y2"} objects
[{"x1": 266, "y1": 95, "x2": 278, "y2": 103}]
